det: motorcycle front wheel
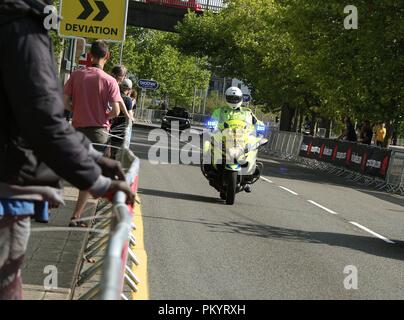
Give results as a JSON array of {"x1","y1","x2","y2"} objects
[{"x1": 225, "y1": 171, "x2": 238, "y2": 205}]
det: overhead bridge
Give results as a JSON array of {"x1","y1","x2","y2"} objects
[{"x1": 127, "y1": 0, "x2": 225, "y2": 32}]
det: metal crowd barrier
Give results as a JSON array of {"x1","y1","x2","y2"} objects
[
  {"x1": 135, "y1": 108, "x2": 164, "y2": 124},
  {"x1": 76, "y1": 120, "x2": 142, "y2": 300},
  {"x1": 262, "y1": 128, "x2": 303, "y2": 161},
  {"x1": 383, "y1": 148, "x2": 404, "y2": 194},
  {"x1": 262, "y1": 128, "x2": 404, "y2": 196}
]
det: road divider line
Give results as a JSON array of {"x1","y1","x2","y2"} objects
[
  {"x1": 261, "y1": 176, "x2": 274, "y2": 184},
  {"x1": 349, "y1": 221, "x2": 395, "y2": 244},
  {"x1": 307, "y1": 200, "x2": 338, "y2": 215},
  {"x1": 131, "y1": 195, "x2": 150, "y2": 300},
  {"x1": 167, "y1": 131, "x2": 202, "y2": 151},
  {"x1": 279, "y1": 186, "x2": 299, "y2": 195}
]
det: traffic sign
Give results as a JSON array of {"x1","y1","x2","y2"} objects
[
  {"x1": 59, "y1": 0, "x2": 128, "y2": 42},
  {"x1": 137, "y1": 79, "x2": 159, "y2": 90},
  {"x1": 79, "y1": 51, "x2": 92, "y2": 68},
  {"x1": 243, "y1": 94, "x2": 251, "y2": 103}
]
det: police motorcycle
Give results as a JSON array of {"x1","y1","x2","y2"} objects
[{"x1": 200, "y1": 88, "x2": 268, "y2": 205}]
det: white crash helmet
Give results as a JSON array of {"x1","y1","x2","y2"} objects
[{"x1": 225, "y1": 87, "x2": 243, "y2": 109}]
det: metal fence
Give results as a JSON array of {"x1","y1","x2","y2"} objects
[
  {"x1": 76, "y1": 120, "x2": 142, "y2": 300},
  {"x1": 262, "y1": 128, "x2": 404, "y2": 196}
]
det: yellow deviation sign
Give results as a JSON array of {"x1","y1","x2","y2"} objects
[{"x1": 59, "y1": 0, "x2": 128, "y2": 41}]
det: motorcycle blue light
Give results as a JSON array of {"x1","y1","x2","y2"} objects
[
  {"x1": 256, "y1": 124, "x2": 266, "y2": 134},
  {"x1": 205, "y1": 119, "x2": 218, "y2": 129}
]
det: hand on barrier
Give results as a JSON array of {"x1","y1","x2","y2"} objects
[
  {"x1": 103, "y1": 180, "x2": 135, "y2": 205},
  {"x1": 97, "y1": 157, "x2": 126, "y2": 181}
]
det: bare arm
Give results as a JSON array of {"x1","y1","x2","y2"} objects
[
  {"x1": 108, "y1": 102, "x2": 121, "y2": 119},
  {"x1": 64, "y1": 95, "x2": 72, "y2": 111},
  {"x1": 118, "y1": 100, "x2": 134, "y2": 121}
]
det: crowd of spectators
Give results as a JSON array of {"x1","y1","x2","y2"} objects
[{"x1": 338, "y1": 116, "x2": 391, "y2": 147}]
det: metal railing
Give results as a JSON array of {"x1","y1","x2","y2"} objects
[
  {"x1": 262, "y1": 127, "x2": 303, "y2": 160},
  {"x1": 261, "y1": 128, "x2": 404, "y2": 196},
  {"x1": 76, "y1": 120, "x2": 142, "y2": 300},
  {"x1": 132, "y1": 0, "x2": 226, "y2": 12}
]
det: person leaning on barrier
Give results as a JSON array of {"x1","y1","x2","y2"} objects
[
  {"x1": 0, "y1": 0, "x2": 134, "y2": 300},
  {"x1": 110, "y1": 79, "x2": 135, "y2": 159},
  {"x1": 64, "y1": 40, "x2": 127, "y2": 227}
]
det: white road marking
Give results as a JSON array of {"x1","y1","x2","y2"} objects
[
  {"x1": 307, "y1": 200, "x2": 338, "y2": 215},
  {"x1": 261, "y1": 176, "x2": 274, "y2": 184},
  {"x1": 190, "y1": 129, "x2": 202, "y2": 135},
  {"x1": 167, "y1": 131, "x2": 201, "y2": 151},
  {"x1": 349, "y1": 222, "x2": 395, "y2": 244},
  {"x1": 279, "y1": 186, "x2": 299, "y2": 195}
]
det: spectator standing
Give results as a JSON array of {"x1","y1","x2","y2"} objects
[
  {"x1": 0, "y1": 1, "x2": 133, "y2": 299},
  {"x1": 64, "y1": 40, "x2": 123, "y2": 227},
  {"x1": 358, "y1": 120, "x2": 374, "y2": 145},
  {"x1": 110, "y1": 65, "x2": 134, "y2": 123},
  {"x1": 110, "y1": 79, "x2": 135, "y2": 159},
  {"x1": 111, "y1": 65, "x2": 127, "y2": 85},
  {"x1": 131, "y1": 89, "x2": 138, "y2": 111},
  {"x1": 375, "y1": 122, "x2": 387, "y2": 147},
  {"x1": 338, "y1": 116, "x2": 357, "y2": 142},
  {"x1": 391, "y1": 130, "x2": 398, "y2": 146}
]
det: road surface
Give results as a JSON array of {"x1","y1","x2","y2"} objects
[{"x1": 131, "y1": 124, "x2": 404, "y2": 300}]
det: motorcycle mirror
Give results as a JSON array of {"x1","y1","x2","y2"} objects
[{"x1": 259, "y1": 138, "x2": 269, "y2": 147}]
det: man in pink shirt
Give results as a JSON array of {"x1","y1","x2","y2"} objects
[{"x1": 64, "y1": 40, "x2": 123, "y2": 226}]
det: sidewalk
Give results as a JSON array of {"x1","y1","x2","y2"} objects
[{"x1": 21, "y1": 186, "x2": 98, "y2": 300}]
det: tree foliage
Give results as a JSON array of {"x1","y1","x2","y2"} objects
[
  {"x1": 175, "y1": 0, "x2": 403, "y2": 131},
  {"x1": 107, "y1": 28, "x2": 211, "y2": 108}
]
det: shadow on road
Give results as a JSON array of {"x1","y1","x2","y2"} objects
[
  {"x1": 260, "y1": 156, "x2": 404, "y2": 208},
  {"x1": 141, "y1": 213, "x2": 404, "y2": 261},
  {"x1": 206, "y1": 221, "x2": 404, "y2": 261},
  {"x1": 138, "y1": 188, "x2": 222, "y2": 204}
]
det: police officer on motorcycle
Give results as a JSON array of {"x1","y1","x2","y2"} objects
[
  {"x1": 206, "y1": 87, "x2": 265, "y2": 193},
  {"x1": 212, "y1": 87, "x2": 260, "y2": 131}
]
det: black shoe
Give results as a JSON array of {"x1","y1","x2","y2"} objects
[{"x1": 244, "y1": 184, "x2": 252, "y2": 193}]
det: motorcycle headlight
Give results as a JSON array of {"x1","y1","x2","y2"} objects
[
  {"x1": 228, "y1": 147, "x2": 244, "y2": 160},
  {"x1": 162, "y1": 117, "x2": 168, "y2": 122}
]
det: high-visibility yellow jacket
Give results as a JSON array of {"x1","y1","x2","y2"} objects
[{"x1": 211, "y1": 106, "x2": 263, "y2": 131}]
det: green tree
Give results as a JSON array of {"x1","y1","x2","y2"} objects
[
  {"x1": 175, "y1": 0, "x2": 403, "y2": 137},
  {"x1": 107, "y1": 28, "x2": 211, "y2": 109}
]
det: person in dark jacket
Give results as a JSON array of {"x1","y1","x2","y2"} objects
[
  {"x1": 0, "y1": 0, "x2": 134, "y2": 299},
  {"x1": 338, "y1": 116, "x2": 357, "y2": 142},
  {"x1": 359, "y1": 120, "x2": 374, "y2": 145}
]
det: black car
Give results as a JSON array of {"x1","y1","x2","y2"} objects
[{"x1": 161, "y1": 107, "x2": 192, "y2": 131}]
